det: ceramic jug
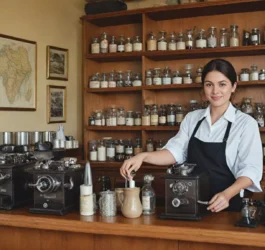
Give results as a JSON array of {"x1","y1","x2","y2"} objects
[{"x1": 119, "y1": 187, "x2": 142, "y2": 218}]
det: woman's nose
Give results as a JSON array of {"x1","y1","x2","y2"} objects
[{"x1": 212, "y1": 85, "x2": 219, "y2": 94}]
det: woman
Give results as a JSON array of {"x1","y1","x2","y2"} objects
[{"x1": 120, "y1": 59, "x2": 263, "y2": 212}]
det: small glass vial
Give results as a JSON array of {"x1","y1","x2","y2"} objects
[
  {"x1": 125, "y1": 37, "x2": 133, "y2": 52},
  {"x1": 106, "y1": 140, "x2": 116, "y2": 162},
  {"x1": 109, "y1": 107, "x2": 117, "y2": 126},
  {"x1": 254, "y1": 103, "x2": 264, "y2": 127},
  {"x1": 100, "y1": 32, "x2": 108, "y2": 53},
  {"x1": 229, "y1": 25, "x2": 239, "y2": 47},
  {"x1": 185, "y1": 29, "x2": 194, "y2": 49},
  {"x1": 134, "y1": 111, "x2": 142, "y2": 126},
  {"x1": 133, "y1": 36, "x2": 143, "y2": 52},
  {"x1": 126, "y1": 111, "x2": 134, "y2": 126},
  {"x1": 259, "y1": 69, "x2": 265, "y2": 80},
  {"x1": 241, "y1": 97, "x2": 254, "y2": 116},
  {"x1": 156, "y1": 139, "x2": 164, "y2": 151},
  {"x1": 147, "y1": 32, "x2": 157, "y2": 51},
  {"x1": 142, "y1": 105, "x2": 151, "y2": 126},
  {"x1": 167, "y1": 104, "x2": 175, "y2": 126},
  {"x1": 108, "y1": 71, "x2": 116, "y2": 88},
  {"x1": 132, "y1": 73, "x2": 142, "y2": 86},
  {"x1": 250, "y1": 65, "x2": 259, "y2": 81},
  {"x1": 219, "y1": 28, "x2": 228, "y2": 47},
  {"x1": 153, "y1": 68, "x2": 162, "y2": 85},
  {"x1": 146, "y1": 139, "x2": 154, "y2": 152},
  {"x1": 142, "y1": 174, "x2": 156, "y2": 215},
  {"x1": 116, "y1": 70, "x2": 124, "y2": 87},
  {"x1": 168, "y1": 32, "x2": 177, "y2": 51},
  {"x1": 89, "y1": 73, "x2": 100, "y2": 88},
  {"x1": 88, "y1": 115, "x2": 95, "y2": 126},
  {"x1": 207, "y1": 27, "x2": 217, "y2": 48},
  {"x1": 97, "y1": 140, "x2": 106, "y2": 162},
  {"x1": 145, "y1": 69, "x2": 153, "y2": 86},
  {"x1": 189, "y1": 100, "x2": 199, "y2": 111},
  {"x1": 172, "y1": 70, "x2": 182, "y2": 84},
  {"x1": 158, "y1": 31, "x2": 167, "y2": 51},
  {"x1": 100, "y1": 73, "x2": 108, "y2": 88},
  {"x1": 158, "y1": 105, "x2": 167, "y2": 126},
  {"x1": 115, "y1": 139, "x2": 125, "y2": 162},
  {"x1": 175, "y1": 104, "x2": 184, "y2": 125},
  {"x1": 176, "y1": 32, "x2": 186, "y2": 50},
  {"x1": 183, "y1": 66, "x2": 193, "y2": 84},
  {"x1": 240, "y1": 68, "x2": 250, "y2": 81},
  {"x1": 151, "y1": 104, "x2": 159, "y2": 126},
  {"x1": 95, "y1": 110, "x2": 103, "y2": 126},
  {"x1": 125, "y1": 139, "x2": 134, "y2": 159},
  {"x1": 195, "y1": 29, "x2": 207, "y2": 49},
  {"x1": 134, "y1": 138, "x2": 143, "y2": 155},
  {"x1": 162, "y1": 67, "x2": 172, "y2": 85},
  {"x1": 89, "y1": 140, "x2": 97, "y2": 161},
  {"x1": 243, "y1": 30, "x2": 251, "y2": 46},
  {"x1": 109, "y1": 36, "x2": 117, "y2": 53},
  {"x1": 117, "y1": 35, "x2": 125, "y2": 52},
  {"x1": 251, "y1": 28, "x2": 260, "y2": 46},
  {"x1": 195, "y1": 66, "x2": 203, "y2": 84},
  {"x1": 106, "y1": 109, "x2": 111, "y2": 126},
  {"x1": 124, "y1": 70, "x2": 133, "y2": 87},
  {"x1": 91, "y1": 37, "x2": 100, "y2": 54},
  {"x1": 117, "y1": 107, "x2": 126, "y2": 126}
]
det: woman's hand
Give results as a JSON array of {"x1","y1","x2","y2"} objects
[{"x1": 207, "y1": 191, "x2": 231, "y2": 212}]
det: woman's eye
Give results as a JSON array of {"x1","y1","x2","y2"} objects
[
  {"x1": 205, "y1": 83, "x2": 212, "y2": 87},
  {"x1": 220, "y1": 83, "x2": 226, "y2": 87}
]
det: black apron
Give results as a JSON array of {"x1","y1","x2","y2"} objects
[{"x1": 187, "y1": 117, "x2": 241, "y2": 211}]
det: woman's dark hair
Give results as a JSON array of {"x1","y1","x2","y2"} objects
[{"x1": 201, "y1": 59, "x2": 237, "y2": 86}]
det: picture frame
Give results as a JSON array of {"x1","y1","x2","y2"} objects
[
  {"x1": 0, "y1": 34, "x2": 37, "y2": 111},
  {"x1": 46, "y1": 46, "x2": 68, "y2": 81},
  {"x1": 47, "y1": 85, "x2": 67, "y2": 123}
]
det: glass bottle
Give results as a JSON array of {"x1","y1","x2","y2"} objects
[
  {"x1": 156, "y1": 139, "x2": 164, "y2": 151},
  {"x1": 105, "y1": 108, "x2": 111, "y2": 126},
  {"x1": 145, "y1": 69, "x2": 153, "y2": 86},
  {"x1": 132, "y1": 72, "x2": 142, "y2": 86},
  {"x1": 125, "y1": 139, "x2": 134, "y2": 159},
  {"x1": 100, "y1": 73, "x2": 108, "y2": 88},
  {"x1": 183, "y1": 64, "x2": 193, "y2": 84},
  {"x1": 250, "y1": 65, "x2": 259, "y2": 81},
  {"x1": 219, "y1": 28, "x2": 228, "y2": 47},
  {"x1": 109, "y1": 36, "x2": 117, "y2": 53},
  {"x1": 151, "y1": 104, "x2": 159, "y2": 126},
  {"x1": 207, "y1": 27, "x2": 217, "y2": 48},
  {"x1": 97, "y1": 140, "x2": 106, "y2": 162},
  {"x1": 168, "y1": 32, "x2": 177, "y2": 51},
  {"x1": 167, "y1": 104, "x2": 175, "y2": 126},
  {"x1": 162, "y1": 67, "x2": 172, "y2": 85},
  {"x1": 195, "y1": 66, "x2": 203, "y2": 84},
  {"x1": 89, "y1": 140, "x2": 97, "y2": 161},
  {"x1": 146, "y1": 139, "x2": 154, "y2": 152},
  {"x1": 109, "y1": 107, "x2": 117, "y2": 126},
  {"x1": 134, "y1": 111, "x2": 142, "y2": 126},
  {"x1": 133, "y1": 36, "x2": 143, "y2": 51},
  {"x1": 126, "y1": 111, "x2": 134, "y2": 126},
  {"x1": 176, "y1": 32, "x2": 186, "y2": 50},
  {"x1": 117, "y1": 107, "x2": 126, "y2": 126},
  {"x1": 116, "y1": 70, "x2": 124, "y2": 87},
  {"x1": 88, "y1": 115, "x2": 95, "y2": 126},
  {"x1": 147, "y1": 32, "x2": 157, "y2": 51},
  {"x1": 240, "y1": 68, "x2": 250, "y2": 82},
  {"x1": 259, "y1": 69, "x2": 265, "y2": 80},
  {"x1": 243, "y1": 30, "x2": 251, "y2": 46},
  {"x1": 91, "y1": 37, "x2": 100, "y2": 54},
  {"x1": 115, "y1": 139, "x2": 125, "y2": 162},
  {"x1": 108, "y1": 71, "x2": 116, "y2": 88},
  {"x1": 134, "y1": 138, "x2": 143, "y2": 155},
  {"x1": 106, "y1": 140, "x2": 116, "y2": 161},
  {"x1": 195, "y1": 29, "x2": 207, "y2": 49},
  {"x1": 117, "y1": 35, "x2": 125, "y2": 52},
  {"x1": 153, "y1": 68, "x2": 162, "y2": 85},
  {"x1": 95, "y1": 110, "x2": 103, "y2": 126},
  {"x1": 172, "y1": 70, "x2": 182, "y2": 84},
  {"x1": 89, "y1": 73, "x2": 100, "y2": 88},
  {"x1": 142, "y1": 174, "x2": 156, "y2": 215},
  {"x1": 185, "y1": 29, "x2": 194, "y2": 49},
  {"x1": 175, "y1": 104, "x2": 184, "y2": 125},
  {"x1": 251, "y1": 28, "x2": 260, "y2": 46},
  {"x1": 142, "y1": 105, "x2": 151, "y2": 126},
  {"x1": 241, "y1": 97, "x2": 254, "y2": 116},
  {"x1": 158, "y1": 31, "x2": 167, "y2": 51},
  {"x1": 254, "y1": 103, "x2": 264, "y2": 127},
  {"x1": 124, "y1": 70, "x2": 133, "y2": 87},
  {"x1": 229, "y1": 25, "x2": 239, "y2": 47},
  {"x1": 158, "y1": 105, "x2": 167, "y2": 126},
  {"x1": 100, "y1": 32, "x2": 108, "y2": 53},
  {"x1": 125, "y1": 37, "x2": 133, "y2": 52},
  {"x1": 189, "y1": 100, "x2": 199, "y2": 111},
  {"x1": 101, "y1": 112, "x2": 106, "y2": 126}
]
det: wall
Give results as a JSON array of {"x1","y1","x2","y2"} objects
[{"x1": 0, "y1": 0, "x2": 84, "y2": 140}]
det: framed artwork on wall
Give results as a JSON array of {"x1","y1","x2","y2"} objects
[
  {"x1": 47, "y1": 85, "x2": 67, "y2": 123},
  {"x1": 0, "y1": 34, "x2": 37, "y2": 111},
  {"x1": 46, "y1": 46, "x2": 68, "y2": 81}
]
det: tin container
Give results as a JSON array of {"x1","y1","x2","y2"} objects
[
  {"x1": 0, "y1": 132, "x2": 15, "y2": 145},
  {"x1": 15, "y1": 132, "x2": 29, "y2": 146}
]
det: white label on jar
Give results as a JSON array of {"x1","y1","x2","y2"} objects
[
  {"x1": 259, "y1": 73, "x2": 265, "y2": 80},
  {"x1": 110, "y1": 117, "x2": 117, "y2": 126},
  {"x1": 126, "y1": 117, "x2": 134, "y2": 126},
  {"x1": 142, "y1": 196, "x2": 151, "y2": 210},
  {"x1": 167, "y1": 115, "x2": 175, "y2": 123},
  {"x1": 153, "y1": 77, "x2": 162, "y2": 85},
  {"x1": 183, "y1": 77, "x2": 192, "y2": 84},
  {"x1": 159, "y1": 116, "x2": 166, "y2": 124},
  {"x1": 146, "y1": 144, "x2": 154, "y2": 152},
  {"x1": 101, "y1": 118, "x2": 105, "y2": 126},
  {"x1": 132, "y1": 80, "x2": 142, "y2": 86},
  {"x1": 109, "y1": 44, "x2": 117, "y2": 53},
  {"x1": 251, "y1": 35, "x2": 258, "y2": 42},
  {"x1": 116, "y1": 145, "x2": 124, "y2": 153},
  {"x1": 125, "y1": 148, "x2": 133, "y2": 155},
  {"x1": 125, "y1": 43, "x2": 133, "y2": 52},
  {"x1": 90, "y1": 151, "x2": 97, "y2": 161},
  {"x1": 117, "y1": 117, "x2": 126, "y2": 125},
  {"x1": 89, "y1": 81, "x2": 100, "y2": 88},
  {"x1": 100, "y1": 81, "x2": 108, "y2": 88},
  {"x1": 172, "y1": 77, "x2": 182, "y2": 84},
  {"x1": 80, "y1": 195, "x2": 94, "y2": 216},
  {"x1": 118, "y1": 45, "x2": 125, "y2": 52},
  {"x1": 230, "y1": 37, "x2": 239, "y2": 47},
  {"x1": 147, "y1": 40, "x2": 157, "y2": 51},
  {"x1": 196, "y1": 39, "x2": 207, "y2": 48},
  {"x1": 250, "y1": 72, "x2": 259, "y2": 81},
  {"x1": 134, "y1": 118, "x2": 141, "y2": 126},
  {"x1": 168, "y1": 43, "x2": 177, "y2": 50},
  {"x1": 108, "y1": 81, "x2": 116, "y2": 88},
  {"x1": 107, "y1": 148, "x2": 115, "y2": 157},
  {"x1": 142, "y1": 116, "x2": 150, "y2": 126},
  {"x1": 95, "y1": 119, "x2": 102, "y2": 126},
  {"x1": 91, "y1": 43, "x2": 100, "y2": 54},
  {"x1": 133, "y1": 43, "x2": 142, "y2": 51},
  {"x1": 106, "y1": 118, "x2": 111, "y2": 126},
  {"x1": 100, "y1": 40, "x2": 108, "y2": 49},
  {"x1": 97, "y1": 147, "x2": 106, "y2": 161},
  {"x1": 158, "y1": 41, "x2": 167, "y2": 51},
  {"x1": 195, "y1": 76, "x2": 202, "y2": 84},
  {"x1": 240, "y1": 73, "x2": 249, "y2": 81},
  {"x1": 162, "y1": 77, "x2": 171, "y2": 85},
  {"x1": 257, "y1": 118, "x2": 264, "y2": 127},
  {"x1": 151, "y1": 114, "x2": 159, "y2": 125},
  {"x1": 186, "y1": 40, "x2": 193, "y2": 47},
  {"x1": 146, "y1": 78, "x2": 152, "y2": 85},
  {"x1": 176, "y1": 41, "x2": 186, "y2": 50},
  {"x1": 176, "y1": 114, "x2": 184, "y2": 123},
  {"x1": 207, "y1": 37, "x2": 217, "y2": 48}
]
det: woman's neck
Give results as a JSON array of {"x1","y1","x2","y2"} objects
[{"x1": 210, "y1": 102, "x2": 230, "y2": 125}]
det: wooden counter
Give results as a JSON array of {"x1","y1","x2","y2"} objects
[{"x1": 0, "y1": 208, "x2": 265, "y2": 250}]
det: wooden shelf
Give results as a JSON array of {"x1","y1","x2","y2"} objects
[
  {"x1": 86, "y1": 52, "x2": 143, "y2": 62},
  {"x1": 87, "y1": 86, "x2": 142, "y2": 93},
  {"x1": 238, "y1": 81, "x2": 265, "y2": 86},
  {"x1": 260, "y1": 127, "x2": 265, "y2": 132},
  {"x1": 144, "y1": 84, "x2": 202, "y2": 90},
  {"x1": 86, "y1": 126, "x2": 180, "y2": 131}
]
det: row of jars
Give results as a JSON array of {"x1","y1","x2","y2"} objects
[
  {"x1": 243, "y1": 28, "x2": 264, "y2": 46},
  {"x1": 239, "y1": 66, "x2": 265, "y2": 81},
  {"x1": 91, "y1": 33, "x2": 142, "y2": 54},
  {"x1": 89, "y1": 71, "x2": 142, "y2": 88},
  {"x1": 89, "y1": 138, "x2": 166, "y2": 162}
]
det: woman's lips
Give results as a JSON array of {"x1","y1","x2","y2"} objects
[{"x1": 211, "y1": 96, "x2": 222, "y2": 101}]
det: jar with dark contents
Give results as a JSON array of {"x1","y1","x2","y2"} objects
[
  {"x1": 115, "y1": 139, "x2": 125, "y2": 162},
  {"x1": 159, "y1": 105, "x2": 167, "y2": 126},
  {"x1": 167, "y1": 104, "x2": 176, "y2": 126},
  {"x1": 125, "y1": 139, "x2": 134, "y2": 159}
]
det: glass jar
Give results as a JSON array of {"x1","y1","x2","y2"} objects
[
  {"x1": 132, "y1": 72, "x2": 142, "y2": 86},
  {"x1": 240, "y1": 68, "x2": 250, "y2": 82},
  {"x1": 219, "y1": 28, "x2": 228, "y2": 47},
  {"x1": 91, "y1": 37, "x2": 100, "y2": 54},
  {"x1": 158, "y1": 31, "x2": 167, "y2": 51},
  {"x1": 125, "y1": 37, "x2": 133, "y2": 52},
  {"x1": 134, "y1": 111, "x2": 142, "y2": 126},
  {"x1": 126, "y1": 111, "x2": 134, "y2": 126},
  {"x1": 124, "y1": 70, "x2": 133, "y2": 87},
  {"x1": 195, "y1": 66, "x2": 203, "y2": 84},
  {"x1": 168, "y1": 32, "x2": 177, "y2": 51},
  {"x1": 189, "y1": 100, "x2": 199, "y2": 111},
  {"x1": 241, "y1": 97, "x2": 254, "y2": 116},
  {"x1": 142, "y1": 105, "x2": 151, "y2": 126},
  {"x1": 147, "y1": 32, "x2": 157, "y2": 51},
  {"x1": 207, "y1": 27, "x2": 217, "y2": 48},
  {"x1": 100, "y1": 32, "x2": 108, "y2": 53},
  {"x1": 185, "y1": 29, "x2": 194, "y2": 49},
  {"x1": 151, "y1": 104, "x2": 159, "y2": 126},
  {"x1": 195, "y1": 29, "x2": 207, "y2": 49},
  {"x1": 156, "y1": 139, "x2": 164, "y2": 151},
  {"x1": 159, "y1": 105, "x2": 167, "y2": 126},
  {"x1": 229, "y1": 25, "x2": 239, "y2": 47},
  {"x1": 89, "y1": 140, "x2": 98, "y2": 161},
  {"x1": 134, "y1": 138, "x2": 143, "y2": 155},
  {"x1": 106, "y1": 140, "x2": 116, "y2": 161},
  {"x1": 106, "y1": 109, "x2": 111, "y2": 126},
  {"x1": 95, "y1": 110, "x2": 103, "y2": 126},
  {"x1": 172, "y1": 70, "x2": 182, "y2": 84},
  {"x1": 251, "y1": 28, "x2": 260, "y2": 46},
  {"x1": 183, "y1": 68, "x2": 193, "y2": 84},
  {"x1": 133, "y1": 36, "x2": 143, "y2": 51},
  {"x1": 162, "y1": 67, "x2": 172, "y2": 85},
  {"x1": 250, "y1": 65, "x2": 259, "y2": 81},
  {"x1": 100, "y1": 73, "x2": 108, "y2": 88},
  {"x1": 153, "y1": 68, "x2": 162, "y2": 85},
  {"x1": 117, "y1": 107, "x2": 126, "y2": 126},
  {"x1": 109, "y1": 107, "x2": 117, "y2": 126},
  {"x1": 146, "y1": 139, "x2": 154, "y2": 152},
  {"x1": 116, "y1": 71, "x2": 124, "y2": 87},
  {"x1": 254, "y1": 103, "x2": 264, "y2": 127},
  {"x1": 108, "y1": 71, "x2": 116, "y2": 88},
  {"x1": 89, "y1": 73, "x2": 100, "y2": 88},
  {"x1": 145, "y1": 69, "x2": 153, "y2": 86},
  {"x1": 97, "y1": 140, "x2": 106, "y2": 162},
  {"x1": 118, "y1": 35, "x2": 125, "y2": 52},
  {"x1": 259, "y1": 69, "x2": 265, "y2": 80},
  {"x1": 175, "y1": 104, "x2": 184, "y2": 125},
  {"x1": 115, "y1": 139, "x2": 125, "y2": 162},
  {"x1": 176, "y1": 32, "x2": 186, "y2": 50},
  {"x1": 88, "y1": 115, "x2": 95, "y2": 126},
  {"x1": 109, "y1": 36, "x2": 117, "y2": 53},
  {"x1": 125, "y1": 139, "x2": 134, "y2": 159},
  {"x1": 101, "y1": 112, "x2": 106, "y2": 126},
  {"x1": 167, "y1": 104, "x2": 175, "y2": 126},
  {"x1": 243, "y1": 30, "x2": 251, "y2": 46}
]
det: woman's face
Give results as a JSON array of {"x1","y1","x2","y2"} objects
[{"x1": 203, "y1": 70, "x2": 237, "y2": 108}]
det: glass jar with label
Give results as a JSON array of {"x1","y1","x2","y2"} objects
[
  {"x1": 195, "y1": 66, "x2": 203, "y2": 84},
  {"x1": 101, "y1": 112, "x2": 106, "y2": 126},
  {"x1": 151, "y1": 104, "x2": 159, "y2": 126},
  {"x1": 88, "y1": 115, "x2": 95, "y2": 126},
  {"x1": 167, "y1": 104, "x2": 176, "y2": 126},
  {"x1": 109, "y1": 36, "x2": 117, "y2": 53},
  {"x1": 185, "y1": 29, "x2": 194, "y2": 49},
  {"x1": 133, "y1": 36, "x2": 142, "y2": 51},
  {"x1": 89, "y1": 73, "x2": 100, "y2": 88},
  {"x1": 156, "y1": 139, "x2": 164, "y2": 151},
  {"x1": 162, "y1": 67, "x2": 172, "y2": 85},
  {"x1": 100, "y1": 73, "x2": 108, "y2": 88},
  {"x1": 97, "y1": 140, "x2": 106, "y2": 162},
  {"x1": 146, "y1": 139, "x2": 154, "y2": 152},
  {"x1": 254, "y1": 103, "x2": 264, "y2": 127},
  {"x1": 118, "y1": 35, "x2": 125, "y2": 52},
  {"x1": 168, "y1": 32, "x2": 177, "y2": 51},
  {"x1": 259, "y1": 69, "x2": 265, "y2": 80},
  {"x1": 240, "y1": 68, "x2": 250, "y2": 81},
  {"x1": 95, "y1": 110, "x2": 103, "y2": 126},
  {"x1": 146, "y1": 69, "x2": 153, "y2": 86},
  {"x1": 147, "y1": 32, "x2": 157, "y2": 51},
  {"x1": 134, "y1": 111, "x2": 142, "y2": 126},
  {"x1": 115, "y1": 139, "x2": 125, "y2": 162},
  {"x1": 250, "y1": 65, "x2": 259, "y2": 81},
  {"x1": 159, "y1": 105, "x2": 167, "y2": 126},
  {"x1": 183, "y1": 69, "x2": 193, "y2": 84},
  {"x1": 189, "y1": 100, "x2": 199, "y2": 111},
  {"x1": 108, "y1": 71, "x2": 116, "y2": 88},
  {"x1": 110, "y1": 107, "x2": 117, "y2": 126},
  {"x1": 117, "y1": 107, "x2": 126, "y2": 126},
  {"x1": 158, "y1": 31, "x2": 167, "y2": 51},
  {"x1": 241, "y1": 97, "x2": 254, "y2": 116},
  {"x1": 100, "y1": 32, "x2": 108, "y2": 53},
  {"x1": 89, "y1": 140, "x2": 98, "y2": 161},
  {"x1": 176, "y1": 32, "x2": 186, "y2": 50},
  {"x1": 142, "y1": 105, "x2": 151, "y2": 126},
  {"x1": 116, "y1": 71, "x2": 124, "y2": 87},
  {"x1": 229, "y1": 25, "x2": 239, "y2": 47},
  {"x1": 106, "y1": 109, "x2": 111, "y2": 126},
  {"x1": 195, "y1": 29, "x2": 207, "y2": 49},
  {"x1": 219, "y1": 28, "x2": 228, "y2": 47},
  {"x1": 133, "y1": 73, "x2": 142, "y2": 86},
  {"x1": 125, "y1": 139, "x2": 134, "y2": 159},
  {"x1": 134, "y1": 138, "x2": 143, "y2": 155},
  {"x1": 207, "y1": 27, "x2": 217, "y2": 48},
  {"x1": 126, "y1": 111, "x2": 134, "y2": 126},
  {"x1": 243, "y1": 30, "x2": 251, "y2": 46},
  {"x1": 91, "y1": 37, "x2": 100, "y2": 54},
  {"x1": 251, "y1": 28, "x2": 260, "y2": 46},
  {"x1": 172, "y1": 70, "x2": 182, "y2": 84},
  {"x1": 124, "y1": 70, "x2": 133, "y2": 87},
  {"x1": 125, "y1": 37, "x2": 133, "y2": 52},
  {"x1": 106, "y1": 140, "x2": 116, "y2": 161},
  {"x1": 153, "y1": 68, "x2": 162, "y2": 85},
  {"x1": 175, "y1": 104, "x2": 184, "y2": 125}
]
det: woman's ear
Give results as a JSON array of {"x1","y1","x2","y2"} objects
[{"x1": 232, "y1": 82, "x2": 237, "y2": 93}]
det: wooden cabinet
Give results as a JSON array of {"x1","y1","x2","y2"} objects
[{"x1": 81, "y1": 0, "x2": 265, "y2": 197}]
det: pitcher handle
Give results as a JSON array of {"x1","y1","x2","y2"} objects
[{"x1": 118, "y1": 192, "x2": 124, "y2": 207}]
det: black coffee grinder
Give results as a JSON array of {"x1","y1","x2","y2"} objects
[{"x1": 160, "y1": 163, "x2": 210, "y2": 220}]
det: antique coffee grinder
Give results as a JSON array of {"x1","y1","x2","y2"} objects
[{"x1": 160, "y1": 163, "x2": 210, "y2": 220}]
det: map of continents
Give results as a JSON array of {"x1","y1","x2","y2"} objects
[{"x1": 0, "y1": 36, "x2": 36, "y2": 108}]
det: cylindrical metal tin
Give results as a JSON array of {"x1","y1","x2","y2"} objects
[
  {"x1": 0, "y1": 132, "x2": 15, "y2": 145},
  {"x1": 43, "y1": 131, "x2": 56, "y2": 142},
  {"x1": 15, "y1": 132, "x2": 29, "y2": 146},
  {"x1": 29, "y1": 131, "x2": 44, "y2": 145}
]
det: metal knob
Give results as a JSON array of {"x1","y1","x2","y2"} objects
[
  {"x1": 64, "y1": 177, "x2": 74, "y2": 190},
  {"x1": 172, "y1": 198, "x2": 181, "y2": 208}
]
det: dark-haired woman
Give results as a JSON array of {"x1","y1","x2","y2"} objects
[{"x1": 120, "y1": 59, "x2": 263, "y2": 212}]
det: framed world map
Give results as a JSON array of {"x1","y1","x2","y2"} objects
[{"x1": 0, "y1": 34, "x2": 37, "y2": 110}]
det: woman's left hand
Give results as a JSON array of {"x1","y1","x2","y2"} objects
[{"x1": 207, "y1": 191, "x2": 230, "y2": 212}]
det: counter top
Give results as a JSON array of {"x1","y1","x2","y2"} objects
[{"x1": 0, "y1": 208, "x2": 265, "y2": 247}]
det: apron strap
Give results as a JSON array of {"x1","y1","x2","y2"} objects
[
  {"x1": 191, "y1": 117, "x2": 206, "y2": 138},
  {"x1": 223, "y1": 121, "x2": 232, "y2": 142}
]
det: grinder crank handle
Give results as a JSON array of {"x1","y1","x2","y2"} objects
[{"x1": 197, "y1": 200, "x2": 209, "y2": 205}]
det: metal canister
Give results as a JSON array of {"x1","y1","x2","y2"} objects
[
  {"x1": 15, "y1": 132, "x2": 29, "y2": 146},
  {"x1": 65, "y1": 140, "x2": 73, "y2": 149},
  {"x1": 0, "y1": 132, "x2": 15, "y2": 145},
  {"x1": 72, "y1": 140, "x2": 79, "y2": 148},
  {"x1": 59, "y1": 140, "x2": 65, "y2": 148},
  {"x1": 53, "y1": 139, "x2": 60, "y2": 149},
  {"x1": 29, "y1": 131, "x2": 43, "y2": 145},
  {"x1": 43, "y1": 131, "x2": 56, "y2": 142}
]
